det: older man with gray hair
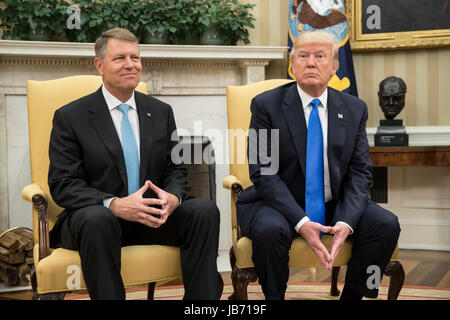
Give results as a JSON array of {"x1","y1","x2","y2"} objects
[{"x1": 236, "y1": 30, "x2": 400, "y2": 300}]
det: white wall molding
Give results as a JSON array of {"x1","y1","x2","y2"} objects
[
  {"x1": 399, "y1": 244, "x2": 450, "y2": 251},
  {"x1": 367, "y1": 126, "x2": 450, "y2": 146},
  {"x1": 399, "y1": 219, "x2": 450, "y2": 228},
  {"x1": 401, "y1": 198, "x2": 450, "y2": 210},
  {"x1": 0, "y1": 56, "x2": 92, "y2": 66},
  {"x1": 379, "y1": 165, "x2": 450, "y2": 251}
]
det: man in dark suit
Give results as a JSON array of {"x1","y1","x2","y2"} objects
[
  {"x1": 48, "y1": 28, "x2": 221, "y2": 300},
  {"x1": 236, "y1": 30, "x2": 400, "y2": 300}
]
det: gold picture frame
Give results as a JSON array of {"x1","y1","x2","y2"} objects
[{"x1": 346, "y1": 0, "x2": 450, "y2": 51}]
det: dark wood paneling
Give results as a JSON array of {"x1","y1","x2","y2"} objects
[{"x1": 370, "y1": 146, "x2": 450, "y2": 167}]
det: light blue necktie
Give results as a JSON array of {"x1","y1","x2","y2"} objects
[
  {"x1": 118, "y1": 103, "x2": 140, "y2": 195},
  {"x1": 305, "y1": 99, "x2": 326, "y2": 228}
]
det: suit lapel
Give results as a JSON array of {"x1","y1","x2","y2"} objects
[
  {"x1": 88, "y1": 88, "x2": 128, "y2": 188},
  {"x1": 135, "y1": 92, "x2": 154, "y2": 186},
  {"x1": 282, "y1": 84, "x2": 307, "y2": 176},
  {"x1": 327, "y1": 88, "x2": 347, "y2": 159},
  {"x1": 327, "y1": 87, "x2": 347, "y2": 197}
]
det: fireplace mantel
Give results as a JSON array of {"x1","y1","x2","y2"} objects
[
  {"x1": 0, "y1": 40, "x2": 287, "y2": 95},
  {"x1": 0, "y1": 39, "x2": 286, "y2": 60}
]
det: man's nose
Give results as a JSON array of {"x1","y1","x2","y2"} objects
[
  {"x1": 124, "y1": 56, "x2": 134, "y2": 68},
  {"x1": 306, "y1": 56, "x2": 316, "y2": 67}
]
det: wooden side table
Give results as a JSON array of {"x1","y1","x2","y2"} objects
[{"x1": 369, "y1": 146, "x2": 450, "y2": 202}]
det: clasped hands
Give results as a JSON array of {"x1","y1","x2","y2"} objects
[
  {"x1": 110, "y1": 180, "x2": 179, "y2": 228},
  {"x1": 298, "y1": 221, "x2": 351, "y2": 270}
]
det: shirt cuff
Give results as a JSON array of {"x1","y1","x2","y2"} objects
[
  {"x1": 336, "y1": 221, "x2": 354, "y2": 234},
  {"x1": 294, "y1": 216, "x2": 310, "y2": 232},
  {"x1": 103, "y1": 197, "x2": 117, "y2": 209}
]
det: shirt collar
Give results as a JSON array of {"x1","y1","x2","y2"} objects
[
  {"x1": 102, "y1": 84, "x2": 136, "y2": 112},
  {"x1": 296, "y1": 84, "x2": 328, "y2": 111}
]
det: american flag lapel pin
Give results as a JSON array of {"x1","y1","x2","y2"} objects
[{"x1": 338, "y1": 113, "x2": 343, "y2": 119}]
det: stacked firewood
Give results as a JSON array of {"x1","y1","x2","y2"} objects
[{"x1": 0, "y1": 228, "x2": 34, "y2": 286}]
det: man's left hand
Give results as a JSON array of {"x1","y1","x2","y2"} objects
[
  {"x1": 329, "y1": 223, "x2": 351, "y2": 266},
  {"x1": 147, "y1": 180, "x2": 180, "y2": 225}
]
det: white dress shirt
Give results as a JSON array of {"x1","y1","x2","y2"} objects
[
  {"x1": 102, "y1": 84, "x2": 139, "y2": 208},
  {"x1": 102, "y1": 84, "x2": 140, "y2": 157},
  {"x1": 101, "y1": 84, "x2": 182, "y2": 208},
  {"x1": 294, "y1": 84, "x2": 353, "y2": 234}
]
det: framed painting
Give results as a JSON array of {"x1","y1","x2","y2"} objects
[{"x1": 346, "y1": 0, "x2": 450, "y2": 50}]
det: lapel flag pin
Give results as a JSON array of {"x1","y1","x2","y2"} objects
[
  {"x1": 338, "y1": 113, "x2": 343, "y2": 119},
  {"x1": 147, "y1": 113, "x2": 151, "y2": 117}
]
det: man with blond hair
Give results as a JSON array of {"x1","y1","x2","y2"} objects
[
  {"x1": 48, "y1": 28, "x2": 221, "y2": 300},
  {"x1": 236, "y1": 30, "x2": 400, "y2": 300}
]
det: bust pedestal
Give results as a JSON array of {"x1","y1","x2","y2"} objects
[{"x1": 374, "y1": 119, "x2": 409, "y2": 146}]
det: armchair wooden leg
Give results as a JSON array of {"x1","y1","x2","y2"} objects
[
  {"x1": 33, "y1": 292, "x2": 67, "y2": 300},
  {"x1": 147, "y1": 282, "x2": 156, "y2": 300},
  {"x1": 330, "y1": 266, "x2": 341, "y2": 296},
  {"x1": 30, "y1": 265, "x2": 38, "y2": 296},
  {"x1": 384, "y1": 261, "x2": 405, "y2": 300},
  {"x1": 228, "y1": 247, "x2": 257, "y2": 300},
  {"x1": 217, "y1": 271, "x2": 224, "y2": 299},
  {"x1": 229, "y1": 267, "x2": 258, "y2": 300}
]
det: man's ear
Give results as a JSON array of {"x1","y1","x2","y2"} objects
[
  {"x1": 94, "y1": 57, "x2": 103, "y2": 76},
  {"x1": 331, "y1": 60, "x2": 338, "y2": 77},
  {"x1": 289, "y1": 60, "x2": 296, "y2": 79}
]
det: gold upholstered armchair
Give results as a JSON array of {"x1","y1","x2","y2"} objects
[
  {"x1": 24, "y1": 75, "x2": 182, "y2": 299},
  {"x1": 223, "y1": 79, "x2": 405, "y2": 300}
]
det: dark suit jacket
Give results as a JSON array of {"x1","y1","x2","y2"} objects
[
  {"x1": 48, "y1": 87, "x2": 188, "y2": 247},
  {"x1": 236, "y1": 82, "x2": 372, "y2": 231}
]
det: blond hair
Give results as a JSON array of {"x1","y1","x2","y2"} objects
[
  {"x1": 94, "y1": 28, "x2": 139, "y2": 59},
  {"x1": 290, "y1": 30, "x2": 339, "y2": 69}
]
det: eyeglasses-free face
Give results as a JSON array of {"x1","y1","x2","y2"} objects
[{"x1": 291, "y1": 42, "x2": 338, "y2": 97}]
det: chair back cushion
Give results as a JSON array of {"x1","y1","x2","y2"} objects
[
  {"x1": 225, "y1": 79, "x2": 294, "y2": 228},
  {"x1": 26, "y1": 75, "x2": 148, "y2": 239},
  {"x1": 226, "y1": 79, "x2": 294, "y2": 187}
]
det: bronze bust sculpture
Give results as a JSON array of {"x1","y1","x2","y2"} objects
[
  {"x1": 378, "y1": 76, "x2": 407, "y2": 120},
  {"x1": 375, "y1": 76, "x2": 408, "y2": 146}
]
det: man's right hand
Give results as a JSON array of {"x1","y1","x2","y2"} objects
[
  {"x1": 298, "y1": 221, "x2": 333, "y2": 270},
  {"x1": 109, "y1": 181, "x2": 167, "y2": 228}
]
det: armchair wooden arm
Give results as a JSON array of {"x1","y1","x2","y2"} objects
[
  {"x1": 22, "y1": 183, "x2": 47, "y2": 202},
  {"x1": 22, "y1": 184, "x2": 51, "y2": 261},
  {"x1": 222, "y1": 175, "x2": 243, "y2": 193},
  {"x1": 223, "y1": 175, "x2": 244, "y2": 240}
]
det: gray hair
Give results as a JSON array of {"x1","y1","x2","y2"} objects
[
  {"x1": 290, "y1": 30, "x2": 339, "y2": 69},
  {"x1": 94, "y1": 28, "x2": 139, "y2": 59}
]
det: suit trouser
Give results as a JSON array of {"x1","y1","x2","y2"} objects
[
  {"x1": 238, "y1": 199, "x2": 400, "y2": 300},
  {"x1": 59, "y1": 197, "x2": 220, "y2": 300}
]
